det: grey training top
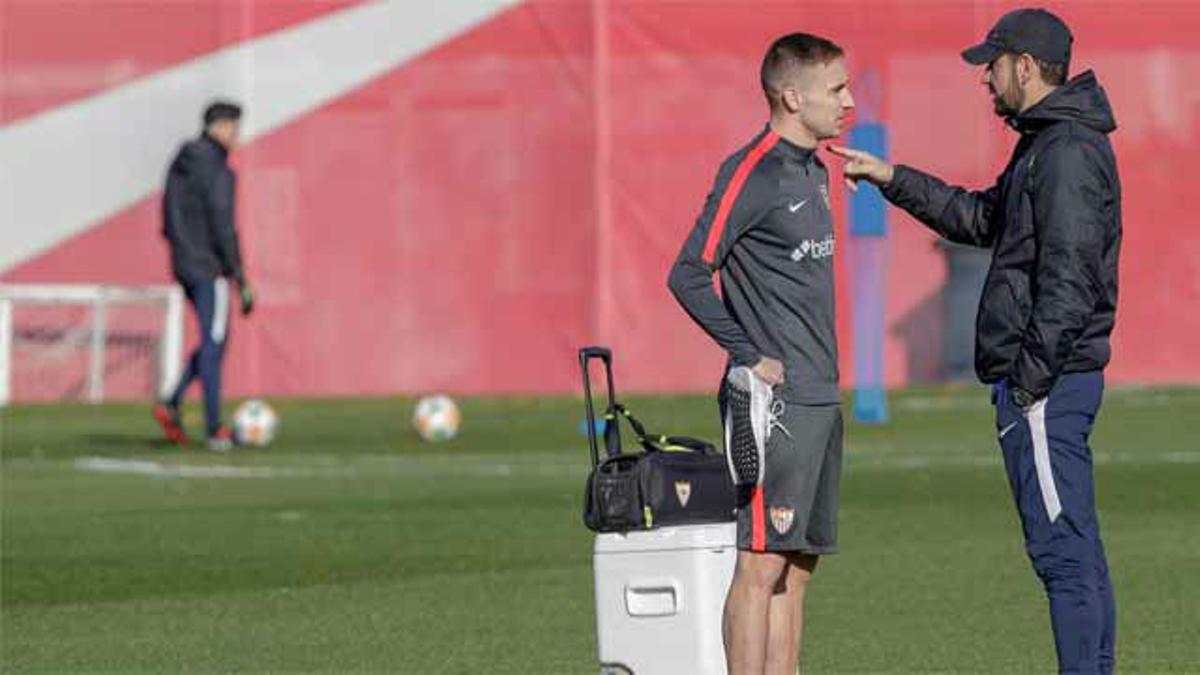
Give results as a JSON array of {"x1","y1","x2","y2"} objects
[{"x1": 668, "y1": 126, "x2": 840, "y2": 405}]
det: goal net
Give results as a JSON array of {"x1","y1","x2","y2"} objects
[{"x1": 0, "y1": 284, "x2": 184, "y2": 406}]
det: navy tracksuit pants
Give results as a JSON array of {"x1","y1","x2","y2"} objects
[
  {"x1": 168, "y1": 278, "x2": 230, "y2": 435},
  {"x1": 993, "y1": 371, "x2": 1116, "y2": 674}
]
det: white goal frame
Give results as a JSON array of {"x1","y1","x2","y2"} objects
[{"x1": 0, "y1": 284, "x2": 184, "y2": 406}]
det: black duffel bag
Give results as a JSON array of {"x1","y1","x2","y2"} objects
[{"x1": 579, "y1": 346, "x2": 736, "y2": 533}]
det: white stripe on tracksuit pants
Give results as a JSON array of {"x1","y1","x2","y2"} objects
[
  {"x1": 994, "y1": 371, "x2": 1115, "y2": 674},
  {"x1": 168, "y1": 277, "x2": 230, "y2": 436}
]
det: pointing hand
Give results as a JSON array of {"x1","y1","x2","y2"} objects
[{"x1": 828, "y1": 145, "x2": 895, "y2": 192}]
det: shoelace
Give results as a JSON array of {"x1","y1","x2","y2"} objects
[{"x1": 766, "y1": 399, "x2": 792, "y2": 439}]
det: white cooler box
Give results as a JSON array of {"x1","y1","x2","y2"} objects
[{"x1": 593, "y1": 521, "x2": 737, "y2": 675}]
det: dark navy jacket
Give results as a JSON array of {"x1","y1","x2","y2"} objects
[
  {"x1": 883, "y1": 71, "x2": 1121, "y2": 398},
  {"x1": 162, "y1": 134, "x2": 244, "y2": 286}
]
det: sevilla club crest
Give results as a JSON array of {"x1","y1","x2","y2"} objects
[
  {"x1": 769, "y1": 506, "x2": 795, "y2": 534},
  {"x1": 675, "y1": 480, "x2": 692, "y2": 507}
]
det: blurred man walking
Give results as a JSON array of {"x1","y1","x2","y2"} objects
[{"x1": 154, "y1": 101, "x2": 255, "y2": 452}]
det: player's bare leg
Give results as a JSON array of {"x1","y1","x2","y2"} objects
[
  {"x1": 724, "y1": 549, "x2": 788, "y2": 675},
  {"x1": 765, "y1": 553, "x2": 818, "y2": 675}
]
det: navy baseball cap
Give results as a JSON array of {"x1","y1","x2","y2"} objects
[{"x1": 962, "y1": 8, "x2": 1073, "y2": 66}]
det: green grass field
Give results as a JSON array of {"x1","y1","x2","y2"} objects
[{"x1": 3, "y1": 386, "x2": 1199, "y2": 673}]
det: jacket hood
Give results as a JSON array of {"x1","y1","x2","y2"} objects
[{"x1": 1009, "y1": 70, "x2": 1117, "y2": 134}]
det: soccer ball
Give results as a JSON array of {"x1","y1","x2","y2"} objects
[
  {"x1": 233, "y1": 399, "x2": 278, "y2": 447},
  {"x1": 413, "y1": 395, "x2": 460, "y2": 442}
]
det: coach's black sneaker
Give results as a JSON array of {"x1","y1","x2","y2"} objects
[
  {"x1": 153, "y1": 402, "x2": 189, "y2": 445},
  {"x1": 207, "y1": 426, "x2": 235, "y2": 453},
  {"x1": 723, "y1": 366, "x2": 773, "y2": 486}
]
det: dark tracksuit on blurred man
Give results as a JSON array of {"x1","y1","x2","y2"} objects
[{"x1": 154, "y1": 101, "x2": 255, "y2": 452}]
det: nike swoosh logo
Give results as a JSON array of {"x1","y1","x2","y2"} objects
[
  {"x1": 788, "y1": 199, "x2": 808, "y2": 213},
  {"x1": 999, "y1": 421, "x2": 1019, "y2": 439}
]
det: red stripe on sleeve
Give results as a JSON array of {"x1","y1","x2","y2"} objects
[{"x1": 701, "y1": 130, "x2": 779, "y2": 265}]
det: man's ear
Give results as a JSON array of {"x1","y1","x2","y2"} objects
[
  {"x1": 782, "y1": 88, "x2": 802, "y2": 113},
  {"x1": 1017, "y1": 52, "x2": 1036, "y2": 86}
]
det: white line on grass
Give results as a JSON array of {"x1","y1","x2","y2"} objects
[
  {"x1": 59, "y1": 447, "x2": 1200, "y2": 481},
  {"x1": 846, "y1": 448, "x2": 1200, "y2": 470},
  {"x1": 74, "y1": 457, "x2": 306, "y2": 479},
  {"x1": 69, "y1": 455, "x2": 582, "y2": 480}
]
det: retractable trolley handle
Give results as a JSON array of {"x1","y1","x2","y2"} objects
[{"x1": 578, "y1": 346, "x2": 621, "y2": 466}]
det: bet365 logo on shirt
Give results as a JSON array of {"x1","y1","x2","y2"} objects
[{"x1": 790, "y1": 234, "x2": 835, "y2": 262}]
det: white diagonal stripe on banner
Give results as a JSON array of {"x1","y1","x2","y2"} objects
[{"x1": 0, "y1": 0, "x2": 517, "y2": 273}]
